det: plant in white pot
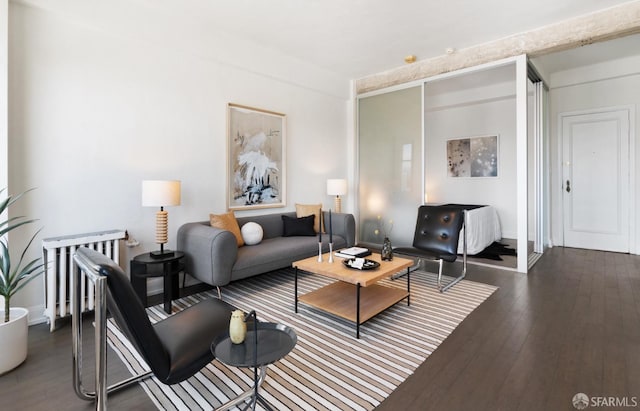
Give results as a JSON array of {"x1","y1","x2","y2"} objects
[{"x1": 0, "y1": 188, "x2": 43, "y2": 374}]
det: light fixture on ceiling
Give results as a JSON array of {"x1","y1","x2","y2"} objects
[
  {"x1": 446, "y1": 47, "x2": 456, "y2": 55},
  {"x1": 404, "y1": 54, "x2": 417, "y2": 64}
]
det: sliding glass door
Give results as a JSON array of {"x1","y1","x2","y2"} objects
[{"x1": 357, "y1": 86, "x2": 423, "y2": 248}]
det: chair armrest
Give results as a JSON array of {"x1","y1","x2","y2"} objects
[{"x1": 177, "y1": 222, "x2": 238, "y2": 287}]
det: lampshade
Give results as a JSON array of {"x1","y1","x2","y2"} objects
[
  {"x1": 142, "y1": 180, "x2": 181, "y2": 207},
  {"x1": 142, "y1": 180, "x2": 181, "y2": 259},
  {"x1": 326, "y1": 179, "x2": 347, "y2": 196}
]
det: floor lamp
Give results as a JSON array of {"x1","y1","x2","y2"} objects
[{"x1": 142, "y1": 180, "x2": 181, "y2": 259}]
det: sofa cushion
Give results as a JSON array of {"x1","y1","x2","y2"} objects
[
  {"x1": 210, "y1": 212, "x2": 244, "y2": 246},
  {"x1": 240, "y1": 222, "x2": 263, "y2": 245},
  {"x1": 282, "y1": 215, "x2": 316, "y2": 237},
  {"x1": 295, "y1": 203, "x2": 324, "y2": 233}
]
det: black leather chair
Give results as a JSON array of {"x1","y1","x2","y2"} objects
[
  {"x1": 394, "y1": 205, "x2": 467, "y2": 292},
  {"x1": 72, "y1": 247, "x2": 244, "y2": 410}
]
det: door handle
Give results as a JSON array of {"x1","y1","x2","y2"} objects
[{"x1": 566, "y1": 180, "x2": 571, "y2": 193}]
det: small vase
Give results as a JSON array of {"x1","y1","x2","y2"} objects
[
  {"x1": 229, "y1": 310, "x2": 247, "y2": 344},
  {"x1": 381, "y1": 237, "x2": 393, "y2": 261}
]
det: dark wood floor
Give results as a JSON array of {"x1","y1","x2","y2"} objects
[{"x1": 1, "y1": 247, "x2": 638, "y2": 410}]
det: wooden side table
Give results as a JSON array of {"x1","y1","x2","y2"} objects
[{"x1": 130, "y1": 251, "x2": 184, "y2": 314}]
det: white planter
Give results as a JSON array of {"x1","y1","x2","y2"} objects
[{"x1": 0, "y1": 307, "x2": 29, "y2": 375}]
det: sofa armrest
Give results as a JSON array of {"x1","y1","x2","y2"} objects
[
  {"x1": 177, "y1": 222, "x2": 238, "y2": 287},
  {"x1": 323, "y1": 211, "x2": 356, "y2": 247}
]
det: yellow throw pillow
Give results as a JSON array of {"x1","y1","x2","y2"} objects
[
  {"x1": 210, "y1": 212, "x2": 244, "y2": 247},
  {"x1": 295, "y1": 203, "x2": 324, "y2": 233}
]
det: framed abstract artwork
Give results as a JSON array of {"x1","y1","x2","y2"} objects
[
  {"x1": 227, "y1": 103, "x2": 286, "y2": 210},
  {"x1": 447, "y1": 135, "x2": 499, "y2": 178}
]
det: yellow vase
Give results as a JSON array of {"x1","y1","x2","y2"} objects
[{"x1": 229, "y1": 310, "x2": 247, "y2": 344}]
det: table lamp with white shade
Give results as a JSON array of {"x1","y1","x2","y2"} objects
[
  {"x1": 142, "y1": 180, "x2": 181, "y2": 258},
  {"x1": 326, "y1": 179, "x2": 347, "y2": 213}
]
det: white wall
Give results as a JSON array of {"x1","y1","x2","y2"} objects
[
  {"x1": 0, "y1": 0, "x2": 6, "y2": 191},
  {"x1": 548, "y1": 56, "x2": 640, "y2": 253},
  {"x1": 8, "y1": 3, "x2": 350, "y2": 323},
  {"x1": 424, "y1": 82, "x2": 518, "y2": 238}
]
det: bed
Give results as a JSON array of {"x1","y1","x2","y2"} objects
[{"x1": 440, "y1": 204, "x2": 502, "y2": 255}]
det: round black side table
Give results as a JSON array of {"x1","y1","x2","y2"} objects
[
  {"x1": 130, "y1": 251, "x2": 184, "y2": 314},
  {"x1": 212, "y1": 318, "x2": 296, "y2": 411}
]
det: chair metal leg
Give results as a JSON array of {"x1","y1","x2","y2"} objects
[
  {"x1": 391, "y1": 258, "x2": 421, "y2": 279},
  {"x1": 73, "y1": 262, "x2": 153, "y2": 410},
  {"x1": 439, "y1": 211, "x2": 468, "y2": 293},
  {"x1": 437, "y1": 259, "x2": 444, "y2": 290},
  {"x1": 439, "y1": 263, "x2": 466, "y2": 292}
]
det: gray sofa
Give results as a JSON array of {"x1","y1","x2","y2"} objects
[{"x1": 177, "y1": 211, "x2": 356, "y2": 287}]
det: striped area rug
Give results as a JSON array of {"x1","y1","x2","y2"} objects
[{"x1": 107, "y1": 268, "x2": 497, "y2": 410}]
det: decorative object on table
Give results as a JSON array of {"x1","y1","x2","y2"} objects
[
  {"x1": 229, "y1": 309, "x2": 247, "y2": 344},
  {"x1": 342, "y1": 258, "x2": 380, "y2": 270},
  {"x1": 142, "y1": 180, "x2": 181, "y2": 259},
  {"x1": 328, "y1": 209, "x2": 334, "y2": 263},
  {"x1": 0, "y1": 188, "x2": 44, "y2": 374},
  {"x1": 374, "y1": 215, "x2": 394, "y2": 260},
  {"x1": 240, "y1": 222, "x2": 263, "y2": 245},
  {"x1": 317, "y1": 208, "x2": 323, "y2": 262},
  {"x1": 334, "y1": 246, "x2": 371, "y2": 259},
  {"x1": 326, "y1": 179, "x2": 347, "y2": 213},
  {"x1": 447, "y1": 135, "x2": 498, "y2": 178},
  {"x1": 228, "y1": 103, "x2": 286, "y2": 210},
  {"x1": 381, "y1": 236, "x2": 394, "y2": 261}
]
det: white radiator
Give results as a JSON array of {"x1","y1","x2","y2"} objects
[{"x1": 42, "y1": 229, "x2": 126, "y2": 332}]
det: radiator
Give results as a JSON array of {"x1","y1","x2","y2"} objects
[{"x1": 42, "y1": 229, "x2": 126, "y2": 332}]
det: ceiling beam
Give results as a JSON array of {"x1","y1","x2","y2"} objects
[{"x1": 356, "y1": 1, "x2": 640, "y2": 94}]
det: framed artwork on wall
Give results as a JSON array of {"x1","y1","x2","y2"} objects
[
  {"x1": 227, "y1": 103, "x2": 286, "y2": 210},
  {"x1": 447, "y1": 135, "x2": 499, "y2": 178}
]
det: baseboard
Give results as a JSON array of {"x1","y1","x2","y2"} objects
[{"x1": 26, "y1": 303, "x2": 47, "y2": 326}]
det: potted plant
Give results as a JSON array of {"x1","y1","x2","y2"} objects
[{"x1": 0, "y1": 188, "x2": 43, "y2": 374}]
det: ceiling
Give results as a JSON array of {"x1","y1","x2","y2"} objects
[
  {"x1": 532, "y1": 32, "x2": 640, "y2": 74},
  {"x1": 133, "y1": 0, "x2": 639, "y2": 79},
  {"x1": 20, "y1": 0, "x2": 640, "y2": 80}
]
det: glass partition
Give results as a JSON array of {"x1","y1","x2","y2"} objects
[{"x1": 357, "y1": 86, "x2": 423, "y2": 248}]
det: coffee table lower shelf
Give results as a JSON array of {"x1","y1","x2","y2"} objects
[{"x1": 298, "y1": 281, "x2": 409, "y2": 326}]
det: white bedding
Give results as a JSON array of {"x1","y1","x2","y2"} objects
[{"x1": 456, "y1": 205, "x2": 502, "y2": 255}]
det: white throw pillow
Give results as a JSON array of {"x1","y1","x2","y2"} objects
[{"x1": 241, "y1": 222, "x2": 263, "y2": 245}]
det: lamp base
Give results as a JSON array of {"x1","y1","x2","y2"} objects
[{"x1": 150, "y1": 249, "x2": 175, "y2": 259}]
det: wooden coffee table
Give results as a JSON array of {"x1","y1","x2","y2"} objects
[{"x1": 292, "y1": 252, "x2": 413, "y2": 338}]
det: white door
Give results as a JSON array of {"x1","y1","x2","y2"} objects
[{"x1": 561, "y1": 107, "x2": 630, "y2": 252}]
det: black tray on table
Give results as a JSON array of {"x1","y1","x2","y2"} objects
[{"x1": 342, "y1": 258, "x2": 380, "y2": 270}]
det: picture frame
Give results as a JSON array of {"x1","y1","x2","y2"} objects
[
  {"x1": 227, "y1": 103, "x2": 287, "y2": 210},
  {"x1": 447, "y1": 134, "x2": 499, "y2": 178}
]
